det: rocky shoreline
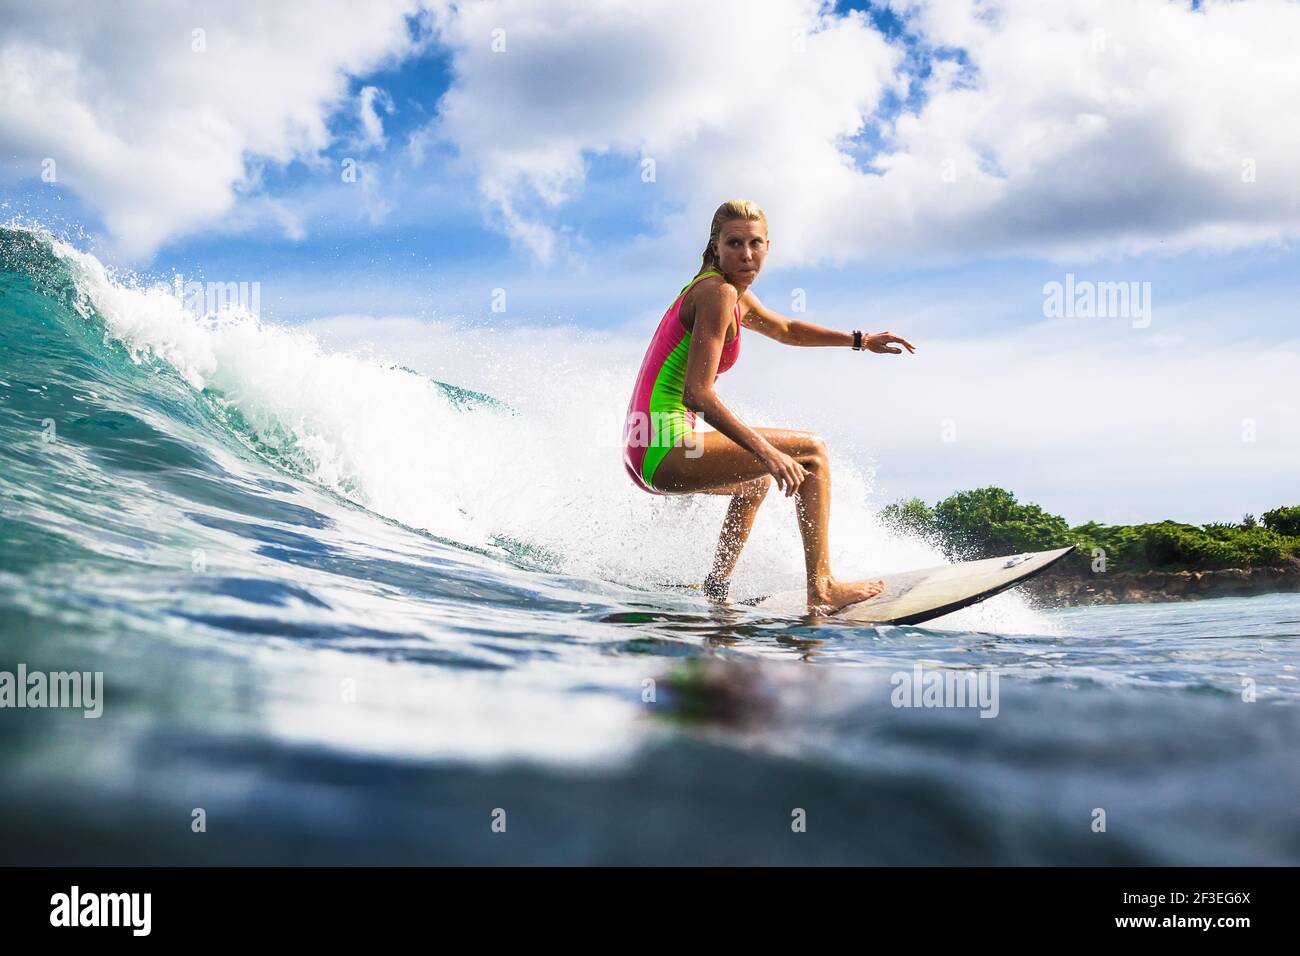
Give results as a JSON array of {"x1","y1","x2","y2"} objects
[{"x1": 1024, "y1": 558, "x2": 1300, "y2": 607}]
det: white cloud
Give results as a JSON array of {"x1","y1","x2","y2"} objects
[
  {"x1": 7, "y1": 0, "x2": 1298, "y2": 270},
  {"x1": 869, "y1": 0, "x2": 1300, "y2": 260},
  {"x1": 419, "y1": 0, "x2": 1300, "y2": 265},
  {"x1": 0, "y1": 0, "x2": 431, "y2": 259},
  {"x1": 356, "y1": 160, "x2": 393, "y2": 225},
  {"x1": 422, "y1": 0, "x2": 901, "y2": 263},
  {"x1": 355, "y1": 85, "x2": 397, "y2": 151}
]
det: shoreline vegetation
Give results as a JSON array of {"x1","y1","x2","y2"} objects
[{"x1": 880, "y1": 488, "x2": 1300, "y2": 606}]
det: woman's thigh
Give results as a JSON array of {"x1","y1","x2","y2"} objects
[{"x1": 651, "y1": 427, "x2": 823, "y2": 494}]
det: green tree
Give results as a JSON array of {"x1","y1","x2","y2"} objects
[
  {"x1": 881, "y1": 490, "x2": 1300, "y2": 571},
  {"x1": 878, "y1": 497, "x2": 936, "y2": 542},
  {"x1": 931, "y1": 486, "x2": 1072, "y2": 560},
  {"x1": 1263, "y1": 506, "x2": 1300, "y2": 536}
]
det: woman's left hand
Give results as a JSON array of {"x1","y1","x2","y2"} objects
[{"x1": 864, "y1": 331, "x2": 915, "y2": 354}]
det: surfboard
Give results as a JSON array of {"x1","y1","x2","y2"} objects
[{"x1": 743, "y1": 545, "x2": 1075, "y2": 624}]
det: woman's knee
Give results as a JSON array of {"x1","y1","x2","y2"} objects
[{"x1": 798, "y1": 434, "x2": 829, "y2": 467}]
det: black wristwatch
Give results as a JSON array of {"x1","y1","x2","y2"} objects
[{"x1": 851, "y1": 330, "x2": 864, "y2": 351}]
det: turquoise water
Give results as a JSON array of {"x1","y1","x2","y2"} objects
[{"x1": 2, "y1": 226, "x2": 1298, "y2": 864}]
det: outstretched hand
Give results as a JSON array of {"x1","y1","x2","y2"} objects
[{"x1": 864, "y1": 331, "x2": 915, "y2": 354}]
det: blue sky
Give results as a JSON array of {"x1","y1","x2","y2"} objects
[{"x1": 2, "y1": 0, "x2": 1297, "y2": 525}]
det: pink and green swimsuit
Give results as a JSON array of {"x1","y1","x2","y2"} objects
[{"x1": 623, "y1": 271, "x2": 742, "y2": 494}]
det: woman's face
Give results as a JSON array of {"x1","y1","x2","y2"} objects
[{"x1": 715, "y1": 219, "x2": 769, "y2": 283}]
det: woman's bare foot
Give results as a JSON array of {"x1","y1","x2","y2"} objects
[
  {"x1": 702, "y1": 572, "x2": 730, "y2": 604},
  {"x1": 807, "y1": 577, "x2": 887, "y2": 615}
]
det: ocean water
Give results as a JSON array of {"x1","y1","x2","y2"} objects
[{"x1": 1, "y1": 225, "x2": 1297, "y2": 865}]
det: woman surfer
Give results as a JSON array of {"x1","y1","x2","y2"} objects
[{"x1": 622, "y1": 199, "x2": 916, "y2": 614}]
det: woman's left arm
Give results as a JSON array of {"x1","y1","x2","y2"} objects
[{"x1": 740, "y1": 289, "x2": 916, "y2": 353}]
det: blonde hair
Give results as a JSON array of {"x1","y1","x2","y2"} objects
[{"x1": 698, "y1": 199, "x2": 767, "y2": 276}]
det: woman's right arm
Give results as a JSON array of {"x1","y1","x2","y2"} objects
[{"x1": 681, "y1": 283, "x2": 809, "y2": 495}]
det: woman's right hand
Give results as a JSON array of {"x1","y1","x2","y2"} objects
[{"x1": 761, "y1": 446, "x2": 809, "y2": 497}]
